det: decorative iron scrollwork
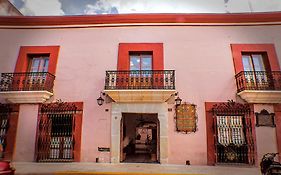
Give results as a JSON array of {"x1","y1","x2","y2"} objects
[
  {"x1": 212, "y1": 100, "x2": 250, "y2": 115},
  {"x1": 212, "y1": 100, "x2": 255, "y2": 165},
  {"x1": 40, "y1": 99, "x2": 77, "y2": 114},
  {"x1": 37, "y1": 99, "x2": 78, "y2": 162},
  {"x1": 0, "y1": 72, "x2": 55, "y2": 92}
]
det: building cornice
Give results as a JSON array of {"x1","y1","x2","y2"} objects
[{"x1": 1, "y1": 12, "x2": 281, "y2": 27}]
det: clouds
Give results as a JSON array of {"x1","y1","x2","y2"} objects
[
  {"x1": 9, "y1": 0, "x2": 281, "y2": 16},
  {"x1": 81, "y1": 0, "x2": 224, "y2": 14},
  {"x1": 115, "y1": 0, "x2": 224, "y2": 13},
  {"x1": 84, "y1": 0, "x2": 118, "y2": 15},
  {"x1": 16, "y1": 0, "x2": 64, "y2": 16}
]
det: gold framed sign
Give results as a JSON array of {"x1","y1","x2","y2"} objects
[{"x1": 176, "y1": 103, "x2": 197, "y2": 133}]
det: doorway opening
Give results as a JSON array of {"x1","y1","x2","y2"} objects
[{"x1": 120, "y1": 113, "x2": 159, "y2": 163}]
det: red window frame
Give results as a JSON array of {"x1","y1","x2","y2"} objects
[
  {"x1": 15, "y1": 46, "x2": 60, "y2": 74},
  {"x1": 117, "y1": 43, "x2": 164, "y2": 88},
  {"x1": 231, "y1": 44, "x2": 280, "y2": 73},
  {"x1": 117, "y1": 43, "x2": 163, "y2": 71}
]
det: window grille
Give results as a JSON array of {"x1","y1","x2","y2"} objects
[
  {"x1": 0, "y1": 104, "x2": 10, "y2": 159},
  {"x1": 36, "y1": 101, "x2": 77, "y2": 162},
  {"x1": 216, "y1": 116, "x2": 245, "y2": 146},
  {"x1": 212, "y1": 100, "x2": 255, "y2": 165}
]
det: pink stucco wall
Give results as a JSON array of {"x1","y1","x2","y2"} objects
[
  {"x1": 14, "y1": 104, "x2": 38, "y2": 161},
  {"x1": 254, "y1": 104, "x2": 278, "y2": 162},
  {"x1": 0, "y1": 24, "x2": 281, "y2": 164}
]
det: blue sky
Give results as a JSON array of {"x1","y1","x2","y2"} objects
[{"x1": 9, "y1": 0, "x2": 281, "y2": 16}]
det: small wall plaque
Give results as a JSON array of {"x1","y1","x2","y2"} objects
[
  {"x1": 255, "y1": 109, "x2": 275, "y2": 127},
  {"x1": 98, "y1": 147, "x2": 110, "y2": 152}
]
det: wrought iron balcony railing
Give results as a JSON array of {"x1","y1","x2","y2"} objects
[
  {"x1": 235, "y1": 71, "x2": 281, "y2": 93},
  {"x1": 105, "y1": 70, "x2": 175, "y2": 90},
  {"x1": 0, "y1": 72, "x2": 55, "y2": 92}
]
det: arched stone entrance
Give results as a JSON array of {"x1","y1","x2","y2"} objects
[{"x1": 111, "y1": 103, "x2": 168, "y2": 163}]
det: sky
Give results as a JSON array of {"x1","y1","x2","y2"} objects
[{"x1": 9, "y1": 0, "x2": 281, "y2": 16}]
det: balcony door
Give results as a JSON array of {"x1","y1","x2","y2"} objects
[
  {"x1": 25, "y1": 55, "x2": 49, "y2": 90},
  {"x1": 129, "y1": 52, "x2": 152, "y2": 88},
  {"x1": 29, "y1": 55, "x2": 49, "y2": 73},
  {"x1": 242, "y1": 53, "x2": 272, "y2": 89}
]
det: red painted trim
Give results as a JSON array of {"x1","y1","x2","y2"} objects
[
  {"x1": 231, "y1": 44, "x2": 280, "y2": 74},
  {"x1": 205, "y1": 102, "x2": 257, "y2": 166},
  {"x1": 117, "y1": 43, "x2": 163, "y2": 70},
  {"x1": 205, "y1": 102, "x2": 217, "y2": 165},
  {"x1": 1, "y1": 13, "x2": 281, "y2": 26},
  {"x1": 15, "y1": 46, "x2": 60, "y2": 74},
  {"x1": 274, "y1": 104, "x2": 281, "y2": 161},
  {"x1": 73, "y1": 102, "x2": 83, "y2": 162}
]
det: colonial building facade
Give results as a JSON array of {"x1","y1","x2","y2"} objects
[{"x1": 0, "y1": 13, "x2": 281, "y2": 166}]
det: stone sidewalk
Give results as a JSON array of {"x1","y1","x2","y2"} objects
[{"x1": 12, "y1": 162, "x2": 261, "y2": 175}]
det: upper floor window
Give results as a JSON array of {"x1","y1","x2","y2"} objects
[
  {"x1": 117, "y1": 43, "x2": 163, "y2": 71},
  {"x1": 242, "y1": 53, "x2": 269, "y2": 72},
  {"x1": 129, "y1": 52, "x2": 152, "y2": 71},
  {"x1": 0, "y1": 46, "x2": 59, "y2": 92},
  {"x1": 14, "y1": 46, "x2": 60, "y2": 74},
  {"x1": 28, "y1": 54, "x2": 49, "y2": 73},
  {"x1": 231, "y1": 44, "x2": 279, "y2": 74},
  {"x1": 231, "y1": 44, "x2": 281, "y2": 93},
  {"x1": 241, "y1": 53, "x2": 273, "y2": 89}
]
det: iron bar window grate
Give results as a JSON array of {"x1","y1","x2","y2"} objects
[
  {"x1": 36, "y1": 101, "x2": 77, "y2": 162},
  {"x1": 0, "y1": 104, "x2": 11, "y2": 159},
  {"x1": 212, "y1": 100, "x2": 255, "y2": 165}
]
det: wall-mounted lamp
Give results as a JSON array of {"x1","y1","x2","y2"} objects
[
  {"x1": 175, "y1": 92, "x2": 182, "y2": 106},
  {"x1": 97, "y1": 92, "x2": 105, "y2": 106}
]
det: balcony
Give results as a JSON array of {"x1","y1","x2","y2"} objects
[
  {"x1": 0, "y1": 72, "x2": 55, "y2": 103},
  {"x1": 104, "y1": 70, "x2": 176, "y2": 103},
  {"x1": 235, "y1": 71, "x2": 281, "y2": 103}
]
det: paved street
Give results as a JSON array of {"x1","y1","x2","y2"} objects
[{"x1": 12, "y1": 162, "x2": 261, "y2": 175}]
